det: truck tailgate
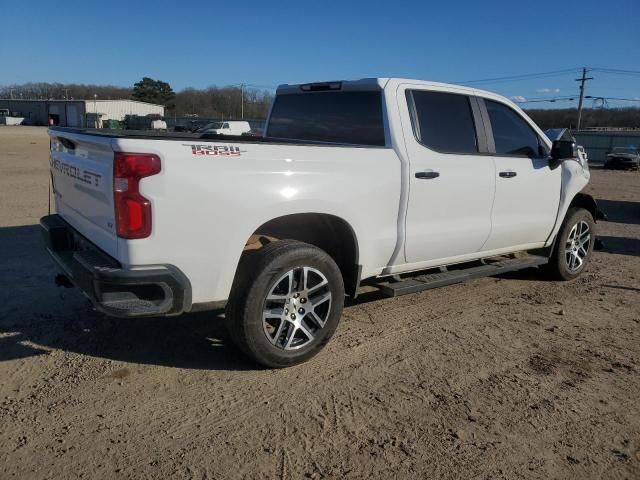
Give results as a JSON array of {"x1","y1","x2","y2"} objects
[{"x1": 49, "y1": 131, "x2": 118, "y2": 257}]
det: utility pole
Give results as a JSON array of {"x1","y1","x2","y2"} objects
[
  {"x1": 575, "y1": 67, "x2": 593, "y2": 131},
  {"x1": 241, "y1": 83, "x2": 245, "y2": 120},
  {"x1": 93, "y1": 94, "x2": 98, "y2": 128}
]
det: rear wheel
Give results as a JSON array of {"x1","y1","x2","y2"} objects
[
  {"x1": 226, "y1": 240, "x2": 344, "y2": 368},
  {"x1": 544, "y1": 208, "x2": 595, "y2": 280}
]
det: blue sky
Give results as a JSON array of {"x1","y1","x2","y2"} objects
[{"x1": 1, "y1": 0, "x2": 639, "y2": 108}]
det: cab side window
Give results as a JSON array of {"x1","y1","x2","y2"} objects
[
  {"x1": 222, "y1": 123, "x2": 230, "y2": 129},
  {"x1": 408, "y1": 90, "x2": 478, "y2": 154},
  {"x1": 485, "y1": 100, "x2": 541, "y2": 157}
]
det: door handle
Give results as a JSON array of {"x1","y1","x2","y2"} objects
[
  {"x1": 415, "y1": 171, "x2": 440, "y2": 179},
  {"x1": 499, "y1": 171, "x2": 517, "y2": 178}
]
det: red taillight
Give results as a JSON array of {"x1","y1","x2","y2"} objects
[{"x1": 114, "y1": 152, "x2": 161, "y2": 239}]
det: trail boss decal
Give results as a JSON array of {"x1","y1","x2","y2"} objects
[{"x1": 183, "y1": 144, "x2": 243, "y2": 156}]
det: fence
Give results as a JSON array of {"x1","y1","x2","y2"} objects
[{"x1": 573, "y1": 130, "x2": 640, "y2": 163}]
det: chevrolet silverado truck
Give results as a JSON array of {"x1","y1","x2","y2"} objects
[{"x1": 42, "y1": 78, "x2": 604, "y2": 367}]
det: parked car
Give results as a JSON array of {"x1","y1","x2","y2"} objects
[
  {"x1": 604, "y1": 147, "x2": 640, "y2": 170},
  {"x1": 196, "y1": 120, "x2": 251, "y2": 136},
  {"x1": 43, "y1": 78, "x2": 604, "y2": 367},
  {"x1": 186, "y1": 120, "x2": 210, "y2": 132},
  {"x1": 242, "y1": 127, "x2": 264, "y2": 137},
  {"x1": 124, "y1": 114, "x2": 167, "y2": 131}
]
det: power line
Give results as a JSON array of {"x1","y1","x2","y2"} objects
[
  {"x1": 516, "y1": 96, "x2": 577, "y2": 103},
  {"x1": 452, "y1": 66, "x2": 640, "y2": 89},
  {"x1": 245, "y1": 83, "x2": 278, "y2": 89},
  {"x1": 228, "y1": 83, "x2": 277, "y2": 90},
  {"x1": 585, "y1": 95, "x2": 640, "y2": 102},
  {"x1": 452, "y1": 68, "x2": 581, "y2": 85},
  {"x1": 589, "y1": 68, "x2": 640, "y2": 77},
  {"x1": 514, "y1": 95, "x2": 640, "y2": 105}
]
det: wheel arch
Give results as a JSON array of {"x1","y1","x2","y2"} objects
[
  {"x1": 569, "y1": 192, "x2": 607, "y2": 221},
  {"x1": 541, "y1": 190, "x2": 606, "y2": 257},
  {"x1": 240, "y1": 213, "x2": 361, "y2": 297}
]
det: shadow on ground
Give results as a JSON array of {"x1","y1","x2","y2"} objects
[
  {"x1": 1, "y1": 220, "x2": 637, "y2": 369},
  {"x1": 0, "y1": 224, "x2": 411, "y2": 370},
  {"x1": 0, "y1": 224, "x2": 255, "y2": 370},
  {"x1": 598, "y1": 235, "x2": 640, "y2": 257},
  {"x1": 597, "y1": 199, "x2": 640, "y2": 226}
]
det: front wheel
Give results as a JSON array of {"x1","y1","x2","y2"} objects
[
  {"x1": 225, "y1": 240, "x2": 344, "y2": 368},
  {"x1": 543, "y1": 208, "x2": 595, "y2": 280}
]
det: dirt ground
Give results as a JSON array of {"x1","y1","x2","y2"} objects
[{"x1": 1, "y1": 126, "x2": 639, "y2": 479}]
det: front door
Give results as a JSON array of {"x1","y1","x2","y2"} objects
[
  {"x1": 479, "y1": 98, "x2": 561, "y2": 251},
  {"x1": 400, "y1": 87, "x2": 496, "y2": 265}
]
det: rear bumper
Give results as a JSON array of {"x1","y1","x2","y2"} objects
[{"x1": 40, "y1": 214, "x2": 191, "y2": 317}]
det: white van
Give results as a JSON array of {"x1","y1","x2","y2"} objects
[{"x1": 197, "y1": 120, "x2": 251, "y2": 135}]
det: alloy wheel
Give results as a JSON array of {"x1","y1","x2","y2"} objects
[
  {"x1": 262, "y1": 267, "x2": 332, "y2": 350},
  {"x1": 565, "y1": 220, "x2": 591, "y2": 273}
]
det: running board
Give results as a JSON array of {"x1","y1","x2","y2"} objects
[{"x1": 376, "y1": 255, "x2": 548, "y2": 297}]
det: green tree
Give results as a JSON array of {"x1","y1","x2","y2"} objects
[{"x1": 131, "y1": 77, "x2": 175, "y2": 108}]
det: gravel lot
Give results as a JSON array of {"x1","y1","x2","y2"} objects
[{"x1": 1, "y1": 126, "x2": 639, "y2": 479}]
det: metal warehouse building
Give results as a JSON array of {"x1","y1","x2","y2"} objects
[
  {"x1": 573, "y1": 129, "x2": 640, "y2": 163},
  {"x1": 0, "y1": 99, "x2": 164, "y2": 127}
]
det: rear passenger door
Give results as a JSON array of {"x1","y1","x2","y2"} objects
[
  {"x1": 479, "y1": 99, "x2": 561, "y2": 251},
  {"x1": 400, "y1": 87, "x2": 496, "y2": 265}
]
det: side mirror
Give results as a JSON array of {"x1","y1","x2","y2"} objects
[{"x1": 550, "y1": 139, "x2": 578, "y2": 161}]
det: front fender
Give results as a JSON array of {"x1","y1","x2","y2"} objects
[{"x1": 545, "y1": 160, "x2": 603, "y2": 246}]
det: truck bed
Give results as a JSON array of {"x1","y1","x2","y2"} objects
[
  {"x1": 50, "y1": 126, "x2": 272, "y2": 143},
  {"x1": 49, "y1": 127, "x2": 384, "y2": 148}
]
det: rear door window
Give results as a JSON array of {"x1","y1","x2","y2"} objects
[
  {"x1": 485, "y1": 100, "x2": 541, "y2": 157},
  {"x1": 267, "y1": 91, "x2": 385, "y2": 146},
  {"x1": 407, "y1": 90, "x2": 478, "y2": 154}
]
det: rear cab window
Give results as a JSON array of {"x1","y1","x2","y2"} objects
[
  {"x1": 266, "y1": 90, "x2": 385, "y2": 146},
  {"x1": 407, "y1": 90, "x2": 478, "y2": 154}
]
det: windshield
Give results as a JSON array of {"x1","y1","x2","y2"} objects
[{"x1": 613, "y1": 147, "x2": 637, "y2": 154}]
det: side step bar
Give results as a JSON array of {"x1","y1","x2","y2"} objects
[{"x1": 376, "y1": 255, "x2": 548, "y2": 297}]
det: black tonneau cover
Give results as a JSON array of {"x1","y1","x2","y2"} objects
[
  {"x1": 48, "y1": 127, "x2": 388, "y2": 148},
  {"x1": 49, "y1": 127, "x2": 272, "y2": 144}
]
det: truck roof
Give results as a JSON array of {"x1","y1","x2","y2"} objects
[
  {"x1": 276, "y1": 77, "x2": 498, "y2": 98},
  {"x1": 275, "y1": 77, "x2": 526, "y2": 116}
]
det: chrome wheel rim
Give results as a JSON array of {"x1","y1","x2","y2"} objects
[
  {"x1": 565, "y1": 220, "x2": 591, "y2": 273},
  {"x1": 262, "y1": 267, "x2": 332, "y2": 350}
]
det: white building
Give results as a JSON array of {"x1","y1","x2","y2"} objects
[{"x1": 0, "y1": 99, "x2": 164, "y2": 127}]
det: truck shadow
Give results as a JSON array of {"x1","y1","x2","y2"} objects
[
  {"x1": 2, "y1": 223, "x2": 637, "y2": 369},
  {"x1": 597, "y1": 199, "x2": 640, "y2": 226},
  {"x1": 0, "y1": 224, "x2": 256, "y2": 370},
  {"x1": 597, "y1": 236, "x2": 640, "y2": 257}
]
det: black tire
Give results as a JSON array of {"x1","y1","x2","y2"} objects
[
  {"x1": 225, "y1": 240, "x2": 344, "y2": 368},
  {"x1": 543, "y1": 208, "x2": 595, "y2": 281}
]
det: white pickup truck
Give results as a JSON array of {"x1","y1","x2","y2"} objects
[{"x1": 42, "y1": 78, "x2": 604, "y2": 367}]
